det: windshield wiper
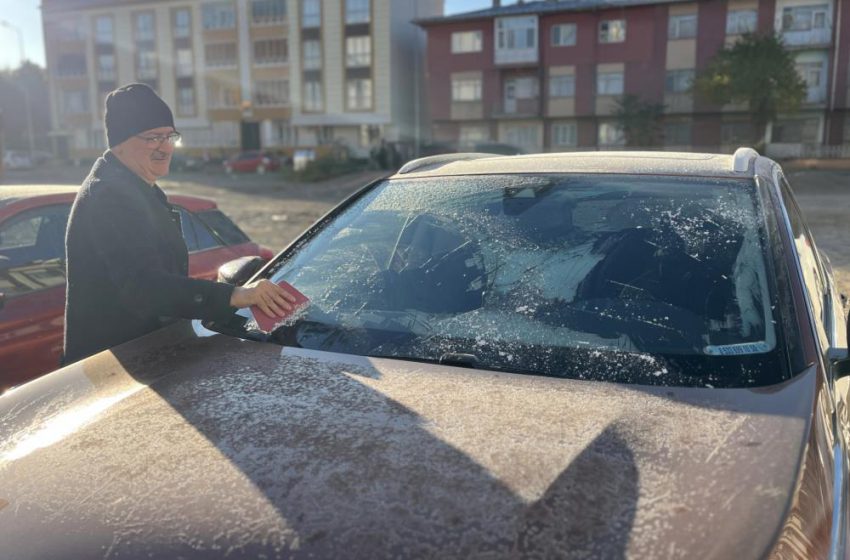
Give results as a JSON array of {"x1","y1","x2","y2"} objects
[{"x1": 368, "y1": 352, "x2": 480, "y2": 369}]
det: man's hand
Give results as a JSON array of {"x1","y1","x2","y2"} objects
[{"x1": 229, "y1": 279, "x2": 297, "y2": 318}]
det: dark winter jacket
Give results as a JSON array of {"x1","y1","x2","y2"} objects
[{"x1": 64, "y1": 151, "x2": 235, "y2": 364}]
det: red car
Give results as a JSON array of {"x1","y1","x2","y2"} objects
[
  {"x1": 223, "y1": 150, "x2": 281, "y2": 174},
  {"x1": 0, "y1": 185, "x2": 274, "y2": 390}
]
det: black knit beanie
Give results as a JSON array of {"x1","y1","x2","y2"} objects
[{"x1": 104, "y1": 83, "x2": 175, "y2": 148}]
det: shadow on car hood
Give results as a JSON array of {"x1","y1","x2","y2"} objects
[{"x1": 0, "y1": 321, "x2": 815, "y2": 559}]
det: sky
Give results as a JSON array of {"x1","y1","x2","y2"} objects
[{"x1": 0, "y1": 0, "x2": 514, "y2": 70}]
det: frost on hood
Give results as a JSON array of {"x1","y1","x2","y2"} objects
[{"x1": 259, "y1": 174, "x2": 781, "y2": 387}]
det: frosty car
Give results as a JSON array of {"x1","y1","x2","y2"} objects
[{"x1": 0, "y1": 149, "x2": 848, "y2": 559}]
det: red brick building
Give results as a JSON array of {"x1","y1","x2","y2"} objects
[{"x1": 416, "y1": 0, "x2": 850, "y2": 156}]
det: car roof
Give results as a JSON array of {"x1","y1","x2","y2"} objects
[
  {"x1": 0, "y1": 185, "x2": 217, "y2": 212},
  {"x1": 391, "y1": 149, "x2": 768, "y2": 180}
]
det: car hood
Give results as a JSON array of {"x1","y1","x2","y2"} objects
[{"x1": 0, "y1": 322, "x2": 815, "y2": 559}]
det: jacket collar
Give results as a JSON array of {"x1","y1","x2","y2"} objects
[{"x1": 94, "y1": 150, "x2": 169, "y2": 205}]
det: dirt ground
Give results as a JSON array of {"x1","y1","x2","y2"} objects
[{"x1": 3, "y1": 162, "x2": 849, "y2": 301}]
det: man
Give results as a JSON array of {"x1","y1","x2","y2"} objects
[{"x1": 64, "y1": 83, "x2": 293, "y2": 364}]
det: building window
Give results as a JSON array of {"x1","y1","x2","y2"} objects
[
  {"x1": 459, "y1": 125, "x2": 489, "y2": 145},
  {"x1": 177, "y1": 86, "x2": 195, "y2": 116},
  {"x1": 95, "y1": 16, "x2": 114, "y2": 44},
  {"x1": 263, "y1": 119, "x2": 293, "y2": 146},
  {"x1": 549, "y1": 74, "x2": 575, "y2": 98},
  {"x1": 782, "y1": 4, "x2": 829, "y2": 31},
  {"x1": 134, "y1": 12, "x2": 155, "y2": 42},
  {"x1": 251, "y1": 0, "x2": 286, "y2": 25},
  {"x1": 598, "y1": 122, "x2": 625, "y2": 146},
  {"x1": 552, "y1": 122, "x2": 577, "y2": 147},
  {"x1": 345, "y1": 36, "x2": 371, "y2": 67},
  {"x1": 62, "y1": 89, "x2": 89, "y2": 115},
  {"x1": 173, "y1": 8, "x2": 191, "y2": 38},
  {"x1": 665, "y1": 69, "x2": 694, "y2": 93},
  {"x1": 772, "y1": 118, "x2": 820, "y2": 143},
  {"x1": 346, "y1": 78, "x2": 372, "y2": 110},
  {"x1": 668, "y1": 14, "x2": 697, "y2": 40},
  {"x1": 56, "y1": 54, "x2": 87, "y2": 77},
  {"x1": 597, "y1": 71, "x2": 624, "y2": 96},
  {"x1": 302, "y1": 0, "x2": 320, "y2": 27},
  {"x1": 599, "y1": 19, "x2": 626, "y2": 43},
  {"x1": 451, "y1": 31, "x2": 482, "y2": 53},
  {"x1": 176, "y1": 49, "x2": 194, "y2": 77},
  {"x1": 796, "y1": 60, "x2": 827, "y2": 103},
  {"x1": 496, "y1": 16, "x2": 537, "y2": 50},
  {"x1": 304, "y1": 80, "x2": 323, "y2": 111},
  {"x1": 206, "y1": 80, "x2": 239, "y2": 108},
  {"x1": 136, "y1": 46, "x2": 157, "y2": 80},
  {"x1": 503, "y1": 124, "x2": 538, "y2": 151},
  {"x1": 204, "y1": 43, "x2": 238, "y2": 67},
  {"x1": 203, "y1": 2, "x2": 236, "y2": 29},
  {"x1": 55, "y1": 18, "x2": 85, "y2": 41},
  {"x1": 663, "y1": 121, "x2": 692, "y2": 145},
  {"x1": 510, "y1": 76, "x2": 539, "y2": 99},
  {"x1": 302, "y1": 39, "x2": 322, "y2": 69},
  {"x1": 254, "y1": 39, "x2": 288, "y2": 65},
  {"x1": 96, "y1": 54, "x2": 115, "y2": 81},
  {"x1": 345, "y1": 0, "x2": 370, "y2": 24},
  {"x1": 726, "y1": 9, "x2": 757, "y2": 35},
  {"x1": 452, "y1": 77, "x2": 482, "y2": 101},
  {"x1": 254, "y1": 80, "x2": 289, "y2": 106},
  {"x1": 721, "y1": 121, "x2": 757, "y2": 145},
  {"x1": 551, "y1": 23, "x2": 576, "y2": 46}
]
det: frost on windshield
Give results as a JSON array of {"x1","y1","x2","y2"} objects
[{"x1": 268, "y1": 174, "x2": 780, "y2": 387}]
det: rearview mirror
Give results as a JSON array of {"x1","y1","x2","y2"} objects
[{"x1": 217, "y1": 256, "x2": 267, "y2": 286}]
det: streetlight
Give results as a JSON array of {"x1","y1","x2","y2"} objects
[{"x1": 0, "y1": 19, "x2": 36, "y2": 158}]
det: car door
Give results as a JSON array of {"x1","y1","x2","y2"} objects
[
  {"x1": 776, "y1": 170, "x2": 850, "y2": 556},
  {"x1": 0, "y1": 203, "x2": 70, "y2": 389}
]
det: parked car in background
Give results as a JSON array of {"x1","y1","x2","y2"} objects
[
  {"x1": 224, "y1": 150, "x2": 281, "y2": 174},
  {"x1": 0, "y1": 185, "x2": 274, "y2": 390},
  {"x1": 1, "y1": 150, "x2": 849, "y2": 559},
  {"x1": 2, "y1": 151, "x2": 33, "y2": 171}
]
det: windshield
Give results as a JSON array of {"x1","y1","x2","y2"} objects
[{"x1": 222, "y1": 173, "x2": 789, "y2": 388}]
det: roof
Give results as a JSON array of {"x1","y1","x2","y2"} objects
[
  {"x1": 0, "y1": 185, "x2": 78, "y2": 206},
  {"x1": 416, "y1": 0, "x2": 689, "y2": 25},
  {"x1": 0, "y1": 185, "x2": 215, "y2": 212},
  {"x1": 391, "y1": 150, "x2": 765, "y2": 180},
  {"x1": 42, "y1": 0, "x2": 180, "y2": 12}
]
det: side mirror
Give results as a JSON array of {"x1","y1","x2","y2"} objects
[
  {"x1": 217, "y1": 256, "x2": 267, "y2": 286},
  {"x1": 834, "y1": 313, "x2": 850, "y2": 379}
]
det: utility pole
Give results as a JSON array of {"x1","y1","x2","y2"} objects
[{"x1": 1, "y1": 20, "x2": 36, "y2": 158}]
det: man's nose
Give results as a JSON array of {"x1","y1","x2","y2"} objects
[{"x1": 158, "y1": 141, "x2": 175, "y2": 154}]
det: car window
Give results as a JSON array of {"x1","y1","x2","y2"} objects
[
  {"x1": 0, "y1": 204, "x2": 70, "y2": 297},
  {"x1": 253, "y1": 174, "x2": 790, "y2": 388},
  {"x1": 196, "y1": 210, "x2": 250, "y2": 246},
  {"x1": 177, "y1": 207, "x2": 221, "y2": 252},
  {"x1": 778, "y1": 175, "x2": 829, "y2": 344}
]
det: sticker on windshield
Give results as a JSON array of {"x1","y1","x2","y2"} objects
[{"x1": 704, "y1": 341, "x2": 772, "y2": 356}]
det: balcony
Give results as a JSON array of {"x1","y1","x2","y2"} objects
[
  {"x1": 491, "y1": 98, "x2": 541, "y2": 119},
  {"x1": 782, "y1": 26, "x2": 832, "y2": 47},
  {"x1": 495, "y1": 47, "x2": 537, "y2": 66}
]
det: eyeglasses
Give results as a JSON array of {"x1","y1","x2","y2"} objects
[{"x1": 136, "y1": 132, "x2": 182, "y2": 148}]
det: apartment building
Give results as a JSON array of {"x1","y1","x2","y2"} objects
[
  {"x1": 417, "y1": 0, "x2": 850, "y2": 156},
  {"x1": 42, "y1": 0, "x2": 440, "y2": 161},
  {"x1": 288, "y1": 0, "x2": 441, "y2": 154}
]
